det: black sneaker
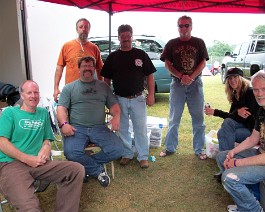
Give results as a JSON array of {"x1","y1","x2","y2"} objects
[
  {"x1": 98, "y1": 171, "x2": 110, "y2": 187},
  {"x1": 214, "y1": 172, "x2": 222, "y2": 182},
  {"x1": 83, "y1": 174, "x2": 89, "y2": 183},
  {"x1": 34, "y1": 180, "x2": 50, "y2": 192}
]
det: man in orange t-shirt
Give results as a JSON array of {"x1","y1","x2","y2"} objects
[{"x1": 53, "y1": 18, "x2": 103, "y2": 101}]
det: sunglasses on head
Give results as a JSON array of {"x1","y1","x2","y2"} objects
[{"x1": 178, "y1": 24, "x2": 191, "y2": 28}]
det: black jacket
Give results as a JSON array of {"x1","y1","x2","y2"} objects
[{"x1": 214, "y1": 87, "x2": 259, "y2": 131}]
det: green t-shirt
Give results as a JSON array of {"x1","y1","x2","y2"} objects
[
  {"x1": 0, "y1": 106, "x2": 54, "y2": 162},
  {"x1": 58, "y1": 79, "x2": 118, "y2": 128}
]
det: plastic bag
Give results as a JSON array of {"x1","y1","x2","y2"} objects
[{"x1": 205, "y1": 130, "x2": 219, "y2": 159}]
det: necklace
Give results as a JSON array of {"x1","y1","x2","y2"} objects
[{"x1": 76, "y1": 39, "x2": 85, "y2": 52}]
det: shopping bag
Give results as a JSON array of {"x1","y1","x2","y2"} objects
[{"x1": 205, "y1": 130, "x2": 219, "y2": 159}]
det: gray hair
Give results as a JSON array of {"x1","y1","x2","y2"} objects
[
  {"x1": 251, "y1": 70, "x2": 265, "y2": 85},
  {"x1": 76, "y1": 18, "x2": 91, "y2": 30}
]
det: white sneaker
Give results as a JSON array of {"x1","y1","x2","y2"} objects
[{"x1": 227, "y1": 205, "x2": 238, "y2": 212}]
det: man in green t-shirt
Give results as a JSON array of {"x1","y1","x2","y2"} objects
[{"x1": 0, "y1": 80, "x2": 84, "y2": 211}]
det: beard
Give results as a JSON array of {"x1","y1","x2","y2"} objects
[{"x1": 79, "y1": 33, "x2": 88, "y2": 41}]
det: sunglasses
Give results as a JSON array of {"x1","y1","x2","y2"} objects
[{"x1": 178, "y1": 24, "x2": 191, "y2": 28}]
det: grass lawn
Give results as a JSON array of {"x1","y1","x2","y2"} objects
[{"x1": 1, "y1": 75, "x2": 234, "y2": 212}]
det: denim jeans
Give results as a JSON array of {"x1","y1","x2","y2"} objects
[
  {"x1": 64, "y1": 125, "x2": 123, "y2": 177},
  {"x1": 117, "y1": 94, "x2": 149, "y2": 161},
  {"x1": 218, "y1": 118, "x2": 252, "y2": 151},
  {"x1": 216, "y1": 149, "x2": 264, "y2": 212},
  {"x1": 164, "y1": 77, "x2": 205, "y2": 155}
]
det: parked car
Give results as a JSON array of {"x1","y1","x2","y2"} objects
[
  {"x1": 220, "y1": 34, "x2": 265, "y2": 84},
  {"x1": 89, "y1": 35, "x2": 171, "y2": 93}
]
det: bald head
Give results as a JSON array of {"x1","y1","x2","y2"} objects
[{"x1": 20, "y1": 80, "x2": 40, "y2": 112}]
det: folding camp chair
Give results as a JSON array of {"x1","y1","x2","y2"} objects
[
  {"x1": 0, "y1": 198, "x2": 7, "y2": 212},
  {"x1": 46, "y1": 99, "x2": 63, "y2": 152}
]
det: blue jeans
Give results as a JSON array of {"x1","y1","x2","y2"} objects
[
  {"x1": 64, "y1": 125, "x2": 123, "y2": 177},
  {"x1": 164, "y1": 77, "x2": 205, "y2": 155},
  {"x1": 218, "y1": 118, "x2": 251, "y2": 151},
  {"x1": 117, "y1": 94, "x2": 149, "y2": 161},
  {"x1": 216, "y1": 149, "x2": 264, "y2": 212}
]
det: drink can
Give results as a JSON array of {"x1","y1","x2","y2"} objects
[{"x1": 205, "y1": 103, "x2": 211, "y2": 108}]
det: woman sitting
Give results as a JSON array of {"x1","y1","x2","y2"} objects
[
  {"x1": 205, "y1": 67, "x2": 261, "y2": 201},
  {"x1": 205, "y1": 67, "x2": 259, "y2": 151}
]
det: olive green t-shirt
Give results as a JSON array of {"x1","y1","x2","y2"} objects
[{"x1": 58, "y1": 79, "x2": 117, "y2": 128}]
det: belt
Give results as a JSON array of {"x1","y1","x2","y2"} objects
[
  {"x1": 174, "y1": 76, "x2": 200, "y2": 83},
  {"x1": 120, "y1": 92, "x2": 143, "y2": 99}
]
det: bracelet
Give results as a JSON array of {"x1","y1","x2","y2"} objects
[
  {"x1": 61, "y1": 121, "x2": 68, "y2": 128},
  {"x1": 234, "y1": 159, "x2": 237, "y2": 167}
]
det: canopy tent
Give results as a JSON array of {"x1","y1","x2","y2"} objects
[
  {"x1": 40, "y1": 0, "x2": 265, "y2": 14},
  {"x1": 37, "y1": 0, "x2": 265, "y2": 54}
]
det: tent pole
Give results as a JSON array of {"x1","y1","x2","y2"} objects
[
  {"x1": 21, "y1": 0, "x2": 31, "y2": 80},
  {"x1": 108, "y1": 3, "x2": 113, "y2": 54}
]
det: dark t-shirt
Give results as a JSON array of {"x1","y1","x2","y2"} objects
[
  {"x1": 161, "y1": 36, "x2": 209, "y2": 77},
  {"x1": 254, "y1": 107, "x2": 265, "y2": 153},
  {"x1": 100, "y1": 48, "x2": 156, "y2": 97}
]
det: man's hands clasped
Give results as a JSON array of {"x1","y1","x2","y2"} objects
[
  {"x1": 181, "y1": 75, "x2": 194, "y2": 86},
  {"x1": 223, "y1": 150, "x2": 238, "y2": 169}
]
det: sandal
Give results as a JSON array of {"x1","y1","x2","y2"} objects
[
  {"x1": 197, "y1": 152, "x2": 207, "y2": 160},
  {"x1": 159, "y1": 149, "x2": 174, "y2": 157},
  {"x1": 227, "y1": 205, "x2": 238, "y2": 212}
]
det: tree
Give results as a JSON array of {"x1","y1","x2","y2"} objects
[
  {"x1": 252, "y1": 25, "x2": 265, "y2": 34},
  {"x1": 207, "y1": 40, "x2": 233, "y2": 57}
]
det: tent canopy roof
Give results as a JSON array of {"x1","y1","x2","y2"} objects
[{"x1": 39, "y1": 0, "x2": 265, "y2": 14}]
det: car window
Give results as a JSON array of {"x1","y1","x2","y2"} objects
[
  {"x1": 232, "y1": 44, "x2": 241, "y2": 56},
  {"x1": 90, "y1": 36, "x2": 165, "y2": 61},
  {"x1": 133, "y1": 39, "x2": 162, "y2": 54},
  {"x1": 255, "y1": 40, "x2": 265, "y2": 52},
  {"x1": 239, "y1": 42, "x2": 249, "y2": 55},
  {"x1": 94, "y1": 40, "x2": 119, "y2": 52}
]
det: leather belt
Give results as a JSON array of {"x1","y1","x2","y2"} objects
[
  {"x1": 174, "y1": 76, "x2": 200, "y2": 83},
  {"x1": 121, "y1": 92, "x2": 142, "y2": 99}
]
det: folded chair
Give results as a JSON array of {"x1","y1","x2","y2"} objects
[{"x1": 46, "y1": 100, "x2": 63, "y2": 152}]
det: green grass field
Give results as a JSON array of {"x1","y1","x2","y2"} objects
[{"x1": 1, "y1": 75, "x2": 234, "y2": 212}]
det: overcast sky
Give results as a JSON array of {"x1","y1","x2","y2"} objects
[
  {"x1": 27, "y1": 0, "x2": 265, "y2": 46},
  {"x1": 25, "y1": 0, "x2": 265, "y2": 97}
]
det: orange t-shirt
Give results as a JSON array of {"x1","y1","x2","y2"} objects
[{"x1": 57, "y1": 39, "x2": 103, "y2": 84}]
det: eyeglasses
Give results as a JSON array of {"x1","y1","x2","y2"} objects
[{"x1": 178, "y1": 24, "x2": 191, "y2": 29}]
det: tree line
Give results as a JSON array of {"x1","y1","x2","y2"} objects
[{"x1": 207, "y1": 25, "x2": 265, "y2": 64}]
